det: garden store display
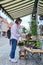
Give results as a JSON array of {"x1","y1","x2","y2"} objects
[{"x1": 25, "y1": 39, "x2": 41, "y2": 49}]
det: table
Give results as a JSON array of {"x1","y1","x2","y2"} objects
[
  {"x1": 24, "y1": 47, "x2": 43, "y2": 65},
  {"x1": 24, "y1": 47, "x2": 43, "y2": 53}
]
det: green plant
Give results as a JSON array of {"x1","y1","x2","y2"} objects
[
  {"x1": 31, "y1": 40, "x2": 41, "y2": 48},
  {"x1": 24, "y1": 40, "x2": 28, "y2": 45},
  {"x1": 30, "y1": 19, "x2": 37, "y2": 35},
  {"x1": 18, "y1": 42, "x2": 24, "y2": 46},
  {"x1": 35, "y1": 40, "x2": 41, "y2": 48},
  {"x1": 22, "y1": 27, "x2": 27, "y2": 33},
  {"x1": 18, "y1": 40, "x2": 29, "y2": 46}
]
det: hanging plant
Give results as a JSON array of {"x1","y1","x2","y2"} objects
[{"x1": 30, "y1": 18, "x2": 37, "y2": 35}]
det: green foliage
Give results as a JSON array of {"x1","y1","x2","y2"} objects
[
  {"x1": 30, "y1": 19, "x2": 37, "y2": 35},
  {"x1": 18, "y1": 40, "x2": 41, "y2": 48},
  {"x1": 18, "y1": 42, "x2": 24, "y2": 46},
  {"x1": 36, "y1": 40, "x2": 41, "y2": 48},
  {"x1": 22, "y1": 27, "x2": 27, "y2": 33},
  {"x1": 18, "y1": 40, "x2": 29, "y2": 46},
  {"x1": 24, "y1": 40, "x2": 29, "y2": 45},
  {"x1": 31, "y1": 40, "x2": 41, "y2": 48}
]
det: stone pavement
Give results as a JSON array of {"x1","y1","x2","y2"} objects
[{"x1": 0, "y1": 37, "x2": 38, "y2": 65}]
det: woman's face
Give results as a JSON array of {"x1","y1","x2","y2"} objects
[{"x1": 18, "y1": 21, "x2": 21, "y2": 25}]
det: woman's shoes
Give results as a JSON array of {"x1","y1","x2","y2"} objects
[{"x1": 9, "y1": 57, "x2": 18, "y2": 63}]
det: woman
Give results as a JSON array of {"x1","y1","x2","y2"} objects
[{"x1": 9, "y1": 18, "x2": 24, "y2": 62}]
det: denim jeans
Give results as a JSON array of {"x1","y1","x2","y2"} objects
[{"x1": 10, "y1": 39, "x2": 17, "y2": 58}]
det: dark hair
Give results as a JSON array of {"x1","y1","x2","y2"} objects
[
  {"x1": 0, "y1": 16, "x2": 3, "y2": 18},
  {"x1": 15, "y1": 17, "x2": 22, "y2": 24}
]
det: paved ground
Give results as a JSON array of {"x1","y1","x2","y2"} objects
[{"x1": 0, "y1": 37, "x2": 39, "y2": 65}]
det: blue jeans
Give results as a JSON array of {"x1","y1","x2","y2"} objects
[{"x1": 10, "y1": 39, "x2": 17, "y2": 58}]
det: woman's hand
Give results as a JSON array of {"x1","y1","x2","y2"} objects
[{"x1": 20, "y1": 34, "x2": 25, "y2": 37}]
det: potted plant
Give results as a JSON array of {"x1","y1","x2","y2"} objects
[
  {"x1": 18, "y1": 41, "x2": 25, "y2": 50},
  {"x1": 30, "y1": 40, "x2": 41, "y2": 49}
]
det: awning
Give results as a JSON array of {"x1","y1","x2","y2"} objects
[
  {"x1": 38, "y1": 0, "x2": 43, "y2": 16},
  {"x1": 0, "y1": 0, "x2": 43, "y2": 20}
]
